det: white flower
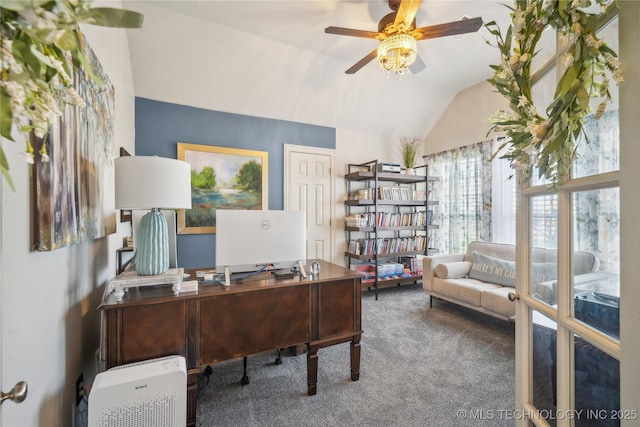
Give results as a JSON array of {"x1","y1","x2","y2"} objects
[
  {"x1": 585, "y1": 34, "x2": 603, "y2": 49},
  {"x1": 529, "y1": 121, "x2": 549, "y2": 141},
  {"x1": 518, "y1": 95, "x2": 529, "y2": 108},
  {"x1": 571, "y1": 23, "x2": 582, "y2": 37},
  {"x1": 23, "y1": 151, "x2": 35, "y2": 164},
  {"x1": 39, "y1": 148, "x2": 50, "y2": 162},
  {"x1": 1, "y1": 81, "x2": 26, "y2": 105},
  {"x1": 571, "y1": 11, "x2": 580, "y2": 24},
  {"x1": 1, "y1": 40, "x2": 24, "y2": 74}
]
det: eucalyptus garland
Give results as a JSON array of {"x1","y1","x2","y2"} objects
[
  {"x1": 0, "y1": 0, "x2": 143, "y2": 190},
  {"x1": 485, "y1": 0, "x2": 622, "y2": 186}
]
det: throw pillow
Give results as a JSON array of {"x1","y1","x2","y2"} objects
[
  {"x1": 468, "y1": 252, "x2": 516, "y2": 287},
  {"x1": 434, "y1": 261, "x2": 472, "y2": 279},
  {"x1": 468, "y1": 252, "x2": 559, "y2": 287},
  {"x1": 531, "y1": 262, "x2": 557, "y2": 284}
]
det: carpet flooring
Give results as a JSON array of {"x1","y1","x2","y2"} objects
[{"x1": 196, "y1": 283, "x2": 516, "y2": 426}]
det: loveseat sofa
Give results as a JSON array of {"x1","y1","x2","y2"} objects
[{"x1": 422, "y1": 241, "x2": 600, "y2": 320}]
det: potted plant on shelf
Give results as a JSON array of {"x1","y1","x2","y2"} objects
[{"x1": 398, "y1": 136, "x2": 421, "y2": 175}]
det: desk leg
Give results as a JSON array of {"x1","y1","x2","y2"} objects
[
  {"x1": 186, "y1": 369, "x2": 199, "y2": 427},
  {"x1": 307, "y1": 344, "x2": 318, "y2": 396},
  {"x1": 350, "y1": 335, "x2": 361, "y2": 381}
]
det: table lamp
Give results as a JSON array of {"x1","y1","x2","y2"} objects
[{"x1": 115, "y1": 156, "x2": 192, "y2": 276}]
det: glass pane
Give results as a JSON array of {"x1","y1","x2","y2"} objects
[
  {"x1": 531, "y1": 194, "x2": 558, "y2": 249},
  {"x1": 532, "y1": 312, "x2": 558, "y2": 427},
  {"x1": 530, "y1": 69, "x2": 556, "y2": 187},
  {"x1": 531, "y1": 25, "x2": 556, "y2": 73},
  {"x1": 573, "y1": 332, "x2": 620, "y2": 426},
  {"x1": 573, "y1": 17, "x2": 620, "y2": 178},
  {"x1": 530, "y1": 194, "x2": 558, "y2": 305},
  {"x1": 573, "y1": 188, "x2": 620, "y2": 340}
]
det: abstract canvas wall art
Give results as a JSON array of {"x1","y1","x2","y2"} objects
[{"x1": 32, "y1": 32, "x2": 116, "y2": 251}]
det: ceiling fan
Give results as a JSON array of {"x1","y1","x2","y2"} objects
[{"x1": 325, "y1": 0, "x2": 483, "y2": 75}]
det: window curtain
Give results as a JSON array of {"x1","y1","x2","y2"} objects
[
  {"x1": 424, "y1": 141, "x2": 493, "y2": 254},
  {"x1": 573, "y1": 110, "x2": 620, "y2": 273}
]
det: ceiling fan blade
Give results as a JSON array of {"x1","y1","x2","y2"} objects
[
  {"x1": 409, "y1": 55, "x2": 426, "y2": 74},
  {"x1": 345, "y1": 49, "x2": 378, "y2": 74},
  {"x1": 413, "y1": 16, "x2": 483, "y2": 40},
  {"x1": 325, "y1": 26, "x2": 381, "y2": 39},
  {"x1": 394, "y1": 0, "x2": 422, "y2": 31}
]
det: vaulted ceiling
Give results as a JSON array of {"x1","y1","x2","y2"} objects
[{"x1": 124, "y1": 1, "x2": 511, "y2": 137}]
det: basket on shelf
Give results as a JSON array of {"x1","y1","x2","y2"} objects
[{"x1": 346, "y1": 214, "x2": 368, "y2": 227}]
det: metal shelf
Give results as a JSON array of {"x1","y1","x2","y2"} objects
[{"x1": 344, "y1": 160, "x2": 438, "y2": 300}]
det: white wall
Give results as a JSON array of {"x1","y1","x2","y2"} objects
[
  {"x1": 423, "y1": 80, "x2": 508, "y2": 155},
  {"x1": 332, "y1": 128, "x2": 399, "y2": 265},
  {"x1": 124, "y1": 1, "x2": 451, "y2": 138},
  {"x1": 0, "y1": 4, "x2": 135, "y2": 425}
]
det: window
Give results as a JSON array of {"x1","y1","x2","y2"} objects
[{"x1": 424, "y1": 142, "x2": 492, "y2": 254}]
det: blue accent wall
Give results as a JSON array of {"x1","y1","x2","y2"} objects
[{"x1": 135, "y1": 97, "x2": 336, "y2": 269}]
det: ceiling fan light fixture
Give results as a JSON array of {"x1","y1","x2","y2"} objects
[{"x1": 377, "y1": 33, "x2": 417, "y2": 75}]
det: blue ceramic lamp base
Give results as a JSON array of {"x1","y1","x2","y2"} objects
[{"x1": 136, "y1": 208, "x2": 169, "y2": 276}]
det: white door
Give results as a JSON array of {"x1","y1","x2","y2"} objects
[{"x1": 284, "y1": 145, "x2": 335, "y2": 262}]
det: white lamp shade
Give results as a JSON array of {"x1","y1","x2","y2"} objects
[{"x1": 115, "y1": 156, "x2": 192, "y2": 210}]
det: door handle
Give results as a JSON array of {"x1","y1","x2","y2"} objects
[
  {"x1": 508, "y1": 292, "x2": 520, "y2": 301},
  {"x1": 1, "y1": 381, "x2": 28, "y2": 405}
]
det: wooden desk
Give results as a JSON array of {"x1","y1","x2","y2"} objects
[{"x1": 98, "y1": 260, "x2": 362, "y2": 427}]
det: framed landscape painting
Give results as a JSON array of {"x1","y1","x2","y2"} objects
[{"x1": 177, "y1": 143, "x2": 268, "y2": 234}]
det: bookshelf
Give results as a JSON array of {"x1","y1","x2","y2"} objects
[{"x1": 344, "y1": 160, "x2": 439, "y2": 299}]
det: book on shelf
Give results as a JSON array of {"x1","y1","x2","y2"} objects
[
  {"x1": 347, "y1": 236, "x2": 426, "y2": 256},
  {"x1": 348, "y1": 186, "x2": 427, "y2": 202},
  {"x1": 374, "y1": 211, "x2": 427, "y2": 227}
]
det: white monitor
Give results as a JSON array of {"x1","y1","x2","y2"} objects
[
  {"x1": 132, "y1": 210, "x2": 178, "y2": 268},
  {"x1": 215, "y1": 209, "x2": 306, "y2": 279}
]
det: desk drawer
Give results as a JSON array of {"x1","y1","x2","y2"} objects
[{"x1": 198, "y1": 286, "x2": 310, "y2": 364}]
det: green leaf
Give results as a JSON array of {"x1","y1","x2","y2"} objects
[
  {"x1": 12, "y1": 37, "x2": 41, "y2": 77},
  {"x1": 0, "y1": 147, "x2": 16, "y2": 192},
  {"x1": 82, "y1": 8, "x2": 144, "y2": 28},
  {"x1": 558, "y1": 0, "x2": 569, "y2": 16},
  {"x1": 55, "y1": 29, "x2": 78, "y2": 51},
  {"x1": 600, "y1": 45, "x2": 617, "y2": 57},
  {"x1": 504, "y1": 25, "x2": 512, "y2": 53},
  {"x1": 74, "y1": 49, "x2": 102, "y2": 87},
  {"x1": 576, "y1": 86, "x2": 589, "y2": 109},
  {"x1": 0, "y1": 86, "x2": 15, "y2": 142},
  {"x1": 556, "y1": 65, "x2": 578, "y2": 98},
  {"x1": 0, "y1": 0, "x2": 49, "y2": 11}
]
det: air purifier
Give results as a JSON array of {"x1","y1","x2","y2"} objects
[{"x1": 88, "y1": 355, "x2": 186, "y2": 427}]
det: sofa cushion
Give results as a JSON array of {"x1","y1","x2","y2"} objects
[
  {"x1": 464, "y1": 241, "x2": 596, "y2": 275},
  {"x1": 432, "y1": 277, "x2": 502, "y2": 307},
  {"x1": 434, "y1": 261, "x2": 471, "y2": 279},
  {"x1": 464, "y1": 241, "x2": 516, "y2": 262},
  {"x1": 468, "y1": 252, "x2": 517, "y2": 287},
  {"x1": 482, "y1": 287, "x2": 516, "y2": 318}
]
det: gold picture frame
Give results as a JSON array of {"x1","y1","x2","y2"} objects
[{"x1": 177, "y1": 143, "x2": 268, "y2": 234}]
